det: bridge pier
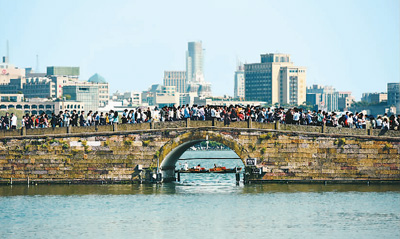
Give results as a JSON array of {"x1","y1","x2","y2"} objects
[{"x1": 161, "y1": 167, "x2": 176, "y2": 182}]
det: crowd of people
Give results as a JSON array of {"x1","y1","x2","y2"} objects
[{"x1": 1, "y1": 105, "x2": 400, "y2": 131}]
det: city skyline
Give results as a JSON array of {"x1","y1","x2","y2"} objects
[{"x1": 0, "y1": 0, "x2": 399, "y2": 100}]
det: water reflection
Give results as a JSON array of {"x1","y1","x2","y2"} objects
[{"x1": 1, "y1": 183, "x2": 399, "y2": 197}]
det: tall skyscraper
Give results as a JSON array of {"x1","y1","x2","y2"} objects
[
  {"x1": 244, "y1": 53, "x2": 306, "y2": 105},
  {"x1": 186, "y1": 41, "x2": 204, "y2": 83},
  {"x1": 185, "y1": 41, "x2": 211, "y2": 97},
  {"x1": 234, "y1": 63, "x2": 245, "y2": 99}
]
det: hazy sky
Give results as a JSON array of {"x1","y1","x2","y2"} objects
[{"x1": 1, "y1": 0, "x2": 399, "y2": 100}]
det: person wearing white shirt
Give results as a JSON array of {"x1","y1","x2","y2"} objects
[
  {"x1": 293, "y1": 110, "x2": 300, "y2": 124},
  {"x1": 376, "y1": 116, "x2": 383, "y2": 129},
  {"x1": 10, "y1": 113, "x2": 17, "y2": 130}
]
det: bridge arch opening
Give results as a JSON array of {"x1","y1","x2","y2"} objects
[{"x1": 159, "y1": 131, "x2": 248, "y2": 182}]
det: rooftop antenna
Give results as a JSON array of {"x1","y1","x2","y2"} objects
[
  {"x1": 35, "y1": 54, "x2": 39, "y2": 73},
  {"x1": 6, "y1": 40, "x2": 9, "y2": 62}
]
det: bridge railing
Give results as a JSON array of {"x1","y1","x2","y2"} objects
[{"x1": 0, "y1": 119, "x2": 399, "y2": 138}]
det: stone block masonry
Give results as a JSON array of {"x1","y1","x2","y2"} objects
[{"x1": 0, "y1": 122, "x2": 398, "y2": 184}]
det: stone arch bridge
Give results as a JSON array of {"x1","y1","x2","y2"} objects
[{"x1": 0, "y1": 120, "x2": 399, "y2": 184}]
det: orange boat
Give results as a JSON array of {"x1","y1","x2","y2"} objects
[
  {"x1": 188, "y1": 167, "x2": 207, "y2": 173},
  {"x1": 209, "y1": 167, "x2": 242, "y2": 173}
]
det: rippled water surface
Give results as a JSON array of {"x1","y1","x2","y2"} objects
[{"x1": 0, "y1": 151, "x2": 399, "y2": 239}]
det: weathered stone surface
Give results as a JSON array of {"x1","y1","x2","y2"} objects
[{"x1": 0, "y1": 126, "x2": 398, "y2": 184}]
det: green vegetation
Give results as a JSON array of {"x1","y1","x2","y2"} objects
[
  {"x1": 154, "y1": 150, "x2": 160, "y2": 159},
  {"x1": 383, "y1": 143, "x2": 392, "y2": 152},
  {"x1": 297, "y1": 102, "x2": 315, "y2": 112},
  {"x1": 71, "y1": 149, "x2": 80, "y2": 155},
  {"x1": 334, "y1": 138, "x2": 346, "y2": 147},
  {"x1": 259, "y1": 133, "x2": 273, "y2": 142},
  {"x1": 124, "y1": 140, "x2": 133, "y2": 146},
  {"x1": 260, "y1": 147, "x2": 266, "y2": 155},
  {"x1": 49, "y1": 139, "x2": 59, "y2": 144},
  {"x1": 142, "y1": 140, "x2": 151, "y2": 146},
  {"x1": 103, "y1": 141, "x2": 109, "y2": 146},
  {"x1": 31, "y1": 140, "x2": 42, "y2": 145},
  {"x1": 62, "y1": 143, "x2": 69, "y2": 149}
]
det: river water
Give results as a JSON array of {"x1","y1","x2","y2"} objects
[{"x1": 0, "y1": 151, "x2": 399, "y2": 239}]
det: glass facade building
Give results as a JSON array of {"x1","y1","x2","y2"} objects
[
  {"x1": 63, "y1": 85, "x2": 99, "y2": 112},
  {"x1": 163, "y1": 71, "x2": 186, "y2": 93},
  {"x1": 186, "y1": 42, "x2": 204, "y2": 83},
  {"x1": 245, "y1": 53, "x2": 306, "y2": 105},
  {"x1": 47, "y1": 67, "x2": 80, "y2": 77}
]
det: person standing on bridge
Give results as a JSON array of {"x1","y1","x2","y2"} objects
[
  {"x1": 79, "y1": 111, "x2": 86, "y2": 126},
  {"x1": 3, "y1": 113, "x2": 9, "y2": 129},
  {"x1": 113, "y1": 111, "x2": 119, "y2": 124},
  {"x1": 10, "y1": 113, "x2": 17, "y2": 130},
  {"x1": 183, "y1": 105, "x2": 190, "y2": 119},
  {"x1": 145, "y1": 107, "x2": 152, "y2": 122},
  {"x1": 62, "y1": 110, "x2": 70, "y2": 127}
]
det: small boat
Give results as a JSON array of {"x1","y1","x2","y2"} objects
[
  {"x1": 176, "y1": 166, "x2": 242, "y2": 174},
  {"x1": 177, "y1": 167, "x2": 208, "y2": 173},
  {"x1": 209, "y1": 167, "x2": 242, "y2": 173},
  {"x1": 188, "y1": 167, "x2": 208, "y2": 173}
]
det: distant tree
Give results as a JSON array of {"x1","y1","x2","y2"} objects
[
  {"x1": 63, "y1": 94, "x2": 72, "y2": 100},
  {"x1": 298, "y1": 102, "x2": 315, "y2": 111}
]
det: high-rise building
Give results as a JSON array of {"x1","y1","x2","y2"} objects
[
  {"x1": 163, "y1": 71, "x2": 186, "y2": 93},
  {"x1": 387, "y1": 83, "x2": 400, "y2": 114},
  {"x1": 361, "y1": 92, "x2": 388, "y2": 104},
  {"x1": 234, "y1": 64, "x2": 245, "y2": 99},
  {"x1": 186, "y1": 42, "x2": 204, "y2": 83},
  {"x1": 244, "y1": 53, "x2": 306, "y2": 105},
  {"x1": 63, "y1": 85, "x2": 99, "y2": 112},
  {"x1": 338, "y1": 91, "x2": 354, "y2": 111},
  {"x1": 185, "y1": 41, "x2": 211, "y2": 97},
  {"x1": 306, "y1": 85, "x2": 339, "y2": 112},
  {"x1": 0, "y1": 77, "x2": 56, "y2": 99}
]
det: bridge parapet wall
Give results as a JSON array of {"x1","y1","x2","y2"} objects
[
  {"x1": 0, "y1": 120, "x2": 400, "y2": 138},
  {"x1": 153, "y1": 121, "x2": 185, "y2": 129}
]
